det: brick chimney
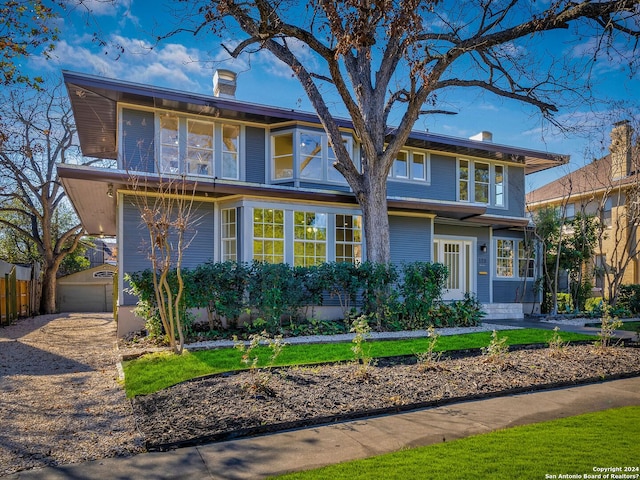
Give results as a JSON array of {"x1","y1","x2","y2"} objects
[{"x1": 610, "y1": 120, "x2": 633, "y2": 180}]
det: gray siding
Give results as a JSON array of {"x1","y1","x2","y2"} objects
[
  {"x1": 121, "y1": 108, "x2": 155, "y2": 173},
  {"x1": 389, "y1": 216, "x2": 432, "y2": 264},
  {"x1": 486, "y1": 165, "x2": 526, "y2": 218},
  {"x1": 245, "y1": 126, "x2": 266, "y2": 184},
  {"x1": 121, "y1": 197, "x2": 215, "y2": 305},
  {"x1": 387, "y1": 154, "x2": 455, "y2": 202},
  {"x1": 491, "y1": 230, "x2": 530, "y2": 303},
  {"x1": 493, "y1": 280, "x2": 537, "y2": 303}
]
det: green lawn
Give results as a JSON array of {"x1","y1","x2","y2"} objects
[
  {"x1": 585, "y1": 320, "x2": 640, "y2": 332},
  {"x1": 123, "y1": 328, "x2": 594, "y2": 397},
  {"x1": 271, "y1": 406, "x2": 640, "y2": 480}
]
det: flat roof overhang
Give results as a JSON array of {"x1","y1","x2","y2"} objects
[
  {"x1": 59, "y1": 164, "x2": 532, "y2": 236},
  {"x1": 63, "y1": 70, "x2": 569, "y2": 174}
]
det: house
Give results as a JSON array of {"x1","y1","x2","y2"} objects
[
  {"x1": 527, "y1": 120, "x2": 640, "y2": 301},
  {"x1": 57, "y1": 70, "x2": 568, "y2": 336}
]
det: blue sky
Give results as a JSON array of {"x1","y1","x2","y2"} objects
[{"x1": 26, "y1": 0, "x2": 640, "y2": 192}]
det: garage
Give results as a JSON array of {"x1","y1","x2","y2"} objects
[{"x1": 57, "y1": 264, "x2": 116, "y2": 313}]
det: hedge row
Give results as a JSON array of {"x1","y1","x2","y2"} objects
[{"x1": 125, "y1": 260, "x2": 485, "y2": 337}]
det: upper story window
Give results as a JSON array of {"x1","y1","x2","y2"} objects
[
  {"x1": 388, "y1": 150, "x2": 429, "y2": 182},
  {"x1": 271, "y1": 129, "x2": 352, "y2": 184},
  {"x1": 157, "y1": 112, "x2": 240, "y2": 179},
  {"x1": 186, "y1": 120, "x2": 214, "y2": 176},
  {"x1": 458, "y1": 159, "x2": 506, "y2": 206}
]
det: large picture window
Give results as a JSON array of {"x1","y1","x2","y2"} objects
[
  {"x1": 248, "y1": 207, "x2": 362, "y2": 265},
  {"x1": 458, "y1": 159, "x2": 506, "y2": 206}
]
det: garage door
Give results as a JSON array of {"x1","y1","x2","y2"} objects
[{"x1": 57, "y1": 284, "x2": 114, "y2": 312}]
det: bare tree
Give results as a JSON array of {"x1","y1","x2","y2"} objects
[
  {"x1": 155, "y1": 0, "x2": 640, "y2": 263},
  {"x1": 0, "y1": 84, "x2": 84, "y2": 314},
  {"x1": 128, "y1": 173, "x2": 199, "y2": 354}
]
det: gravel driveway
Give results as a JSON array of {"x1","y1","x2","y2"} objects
[{"x1": 0, "y1": 313, "x2": 145, "y2": 476}]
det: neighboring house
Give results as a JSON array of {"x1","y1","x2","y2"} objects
[
  {"x1": 57, "y1": 263, "x2": 116, "y2": 313},
  {"x1": 85, "y1": 239, "x2": 117, "y2": 269},
  {"x1": 527, "y1": 120, "x2": 640, "y2": 299},
  {"x1": 58, "y1": 70, "x2": 567, "y2": 336}
]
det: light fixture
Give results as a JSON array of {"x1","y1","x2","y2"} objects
[
  {"x1": 106, "y1": 184, "x2": 114, "y2": 198},
  {"x1": 480, "y1": 243, "x2": 487, "y2": 253}
]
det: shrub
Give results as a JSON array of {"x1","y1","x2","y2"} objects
[
  {"x1": 191, "y1": 261, "x2": 247, "y2": 329},
  {"x1": 357, "y1": 261, "x2": 400, "y2": 330},
  {"x1": 618, "y1": 285, "x2": 640, "y2": 315},
  {"x1": 246, "y1": 261, "x2": 298, "y2": 333},
  {"x1": 399, "y1": 262, "x2": 448, "y2": 328},
  {"x1": 319, "y1": 262, "x2": 362, "y2": 322},
  {"x1": 125, "y1": 269, "x2": 192, "y2": 342}
]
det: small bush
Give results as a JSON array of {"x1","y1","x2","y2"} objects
[
  {"x1": 350, "y1": 315, "x2": 375, "y2": 379},
  {"x1": 482, "y1": 330, "x2": 509, "y2": 364}
]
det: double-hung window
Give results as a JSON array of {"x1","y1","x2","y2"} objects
[
  {"x1": 388, "y1": 150, "x2": 429, "y2": 182},
  {"x1": 335, "y1": 214, "x2": 362, "y2": 263},
  {"x1": 496, "y1": 239, "x2": 534, "y2": 279},
  {"x1": 221, "y1": 208, "x2": 237, "y2": 261},
  {"x1": 458, "y1": 159, "x2": 506, "y2": 206}
]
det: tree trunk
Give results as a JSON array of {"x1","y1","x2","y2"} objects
[
  {"x1": 358, "y1": 173, "x2": 391, "y2": 264},
  {"x1": 40, "y1": 264, "x2": 58, "y2": 314}
]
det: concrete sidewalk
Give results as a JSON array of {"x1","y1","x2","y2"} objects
[{"x1": 6, "y1": 376, "x2": 640, "y2": 480}]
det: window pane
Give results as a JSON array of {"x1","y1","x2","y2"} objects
[
  {"x1": 253, "y1": 208, "x2": 284, "y2": 263},
  {"x1": 496, "y1": 239, "x2": 514, "y2": 277},
  {"x1": 222, "y1": 124, "x2": 240, "y2": 179},
  {"x1": 294, "y1": 211, "x2": 327, "y2": 266},
  {"x1": 475, "y1": 163, "x2": 489, "y2": 203},
  {"x1": 299, "y1": 133, "x2": 323, "y2": 180},
  {"x1": 393, "y1": 151, "x2": 408, "y2": 178},
  {"x1": 160, "y1": 116, "x2": 180, "y2": 173},
  {"x1": 221, "y1": 208, "x2": 237, "y2": 261},
  {"x1": 273, "y1": 133, "x2": 293, "y2": 179},
  {"x1": 327, "y1": 139, "x2": 349, "y2": 183},
  {"x1": 335, "y1": 214, "x2": 362, "y2": 263},
  {"x1": 186, "y1": 120, "x2": 214, "y2": 176},
  {"x1": 412, "y1": 152, "x2": 426, "y2": 181},
  {"x1": 459, "y1": 160, "x2": 469, "y2": 201},
  {"x1": 518, "y1": 240, "x2": 534, "y2": 278},
  {"x1": 494, "y1": 165, "x2": 504, "y2": 207}
]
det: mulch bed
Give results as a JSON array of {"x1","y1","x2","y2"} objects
[{"x1": 130, "y1": 344, "x2": 640, "y2": 451}]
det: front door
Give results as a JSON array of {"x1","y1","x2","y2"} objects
[{"x1": 434, "y1": 238, "x2": 474, "y2": 300}]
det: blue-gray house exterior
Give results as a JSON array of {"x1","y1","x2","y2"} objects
[{"x1": 58, "y1": 70, "x2": 568, "y2": 336}]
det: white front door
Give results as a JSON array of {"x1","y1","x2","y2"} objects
[{"x1": 434, "y1": 238, "x2": 474, "y2": 300}]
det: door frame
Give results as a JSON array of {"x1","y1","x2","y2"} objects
[{"x1": 433, "y1": 235, "x2": 477, "y2": 300}]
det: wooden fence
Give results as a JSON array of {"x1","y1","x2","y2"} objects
[{"x1": 0, "y1": 262, "x2": 33, "y2": 325}]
